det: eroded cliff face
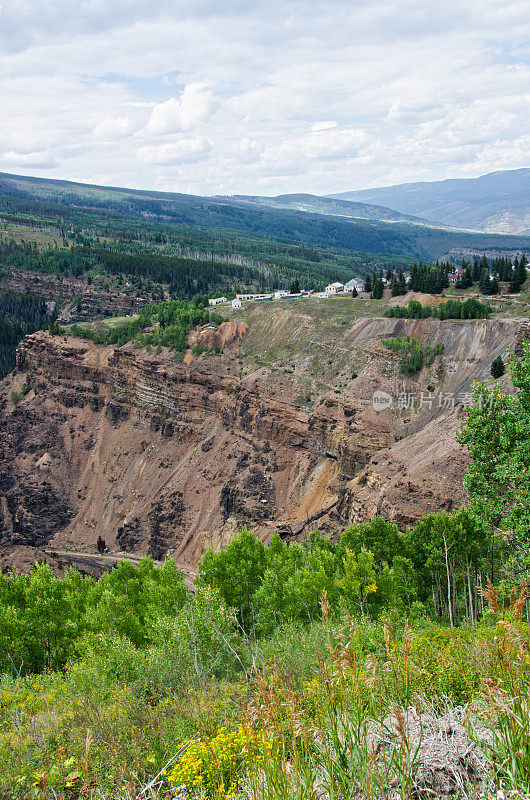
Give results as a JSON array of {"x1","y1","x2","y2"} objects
[
  {"x1": 0, "y1": 311, "x2": 522, "y2": 570},
  {"x1": 0, "y1": 325, "x2": 391, "y2": 567}
]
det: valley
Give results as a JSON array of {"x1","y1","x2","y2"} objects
[
  {"x1": 1, "y1": 170, "x2": 529, "y2": 580},
  {"x1": 0, "y1": 294, "x2": 521, "y2": 577}
]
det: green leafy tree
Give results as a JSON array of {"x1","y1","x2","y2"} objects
[
  {"x1": 23, "y1": 564, "x2": 78, "y2": 671},
  {"x1": 390, "y1": 556, "x2": 418, "y2": 611},
  {"x1": 254, "y1": 536, "x2": 338, "y2": 632},
  {"x1": 198, "y1": 527, "x2": 266, "y2": 627},
  {"x1": 147, "y1": 587, "x2": 249, "y2": 685},
  {"x1": 458, "y1": 345, "x2": 530, "y2": 584},
  {"x1": 338, "y1": 548, "x2": 377, "y2": 616},
  {"x1": 406, "y1": 509, "x2": 491, "y2": 625},
  {"x1": 339, "y1": 517, "x2": 402, "y2": 564}
]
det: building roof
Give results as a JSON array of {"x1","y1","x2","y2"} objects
[{"x1": 345, "y1": 278, "x2": 364, "y2": 288}]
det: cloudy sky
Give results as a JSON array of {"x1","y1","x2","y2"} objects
[{"x1": 1, "y1": 0, "x2": 530, "y2": 196}]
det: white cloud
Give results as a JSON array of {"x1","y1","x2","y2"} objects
[
  {"x1": 92, "y1": 116, "x2": 134, "y2": 139},
  {"x1": 137, "y1": 137, "x2": 211, "y2": 164},
  {"x1": 0, "y1": 150, "x2": 58, "y2": 169},
  {"x1": 0, "y1": 1, "x2": 529, "y2": 195},
  {"x1": 311, "y1": 121, "x2": 338, "y2": 132},
  {"x1": 144, "y1": 84, "x2": 215, "y2": 135}
]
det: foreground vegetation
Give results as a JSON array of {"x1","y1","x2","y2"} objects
[{"x1": 0, "y1": 577, "x2": 527, "y2": 798}]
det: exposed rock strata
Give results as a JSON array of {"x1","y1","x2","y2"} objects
[
  {"x1": 0, "y1": 314, "x2": 524, "y2": 571},
  {"x1": 0, "y1": 328, "x2": 389, "y2": 566}
]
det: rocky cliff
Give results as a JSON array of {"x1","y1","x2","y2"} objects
[{"x1": 0, "y1": 308, "x2": 523, "y2": 571}]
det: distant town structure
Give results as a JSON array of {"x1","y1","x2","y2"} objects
[
  {"x1": 208, "y1": 297, "x2": 227, "y2": 306},
  {"x1": 325, "y1": 281, "x2": 345, "y2": 294},
  {"x1": 236, "y1": 293, "x2": 274, "y2": 302},
  {"x1": 229, "y1": 282, "x2": 365, "y2": 306},
  {"x1": 344, "y1": 278, "x2": 364, "y2": 293}
]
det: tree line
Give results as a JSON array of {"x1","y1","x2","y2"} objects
[
  {"x1": 70, "y1": 297, "x2": 218, "y2": 351},
  {"x1": 456, "y1": 254, "x2": 528, "y2": 294},
  {"x1": 0, "y1": 290, "x2": 55, "y2": 377},
  {"x1": 385, "y1": 297, "x2": 491, "y2": 320}
]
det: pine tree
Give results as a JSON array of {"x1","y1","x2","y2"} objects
[
  {"x1": 409, "y1": 264, "x2": 418, "y2": 292},
  {"x1": 371, "y1": 275, "x2": 384, "y2": 300},
  {"x1": 479, "y1": 255, "x2": 489, "y2": 272},
  {"x1": 479, "y1": 269, "x2": 491, "y2": 295},
  {"x1": 518, "y1": 254, "x2": 528, "y2": 286},
  {"x1": 364, "y1": 273, "x2": 372, "y2": 293},
  {"x1": 509, "y1": 273, "x2": 522, "y2": 293},
  {"x1": 503, "y1": 261, "x2": 514, "y2": 284},
  {"x1": 490, "y1": 355, "x2": 506, "y2": 379}
]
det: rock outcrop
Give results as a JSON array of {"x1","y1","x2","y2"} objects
[
  {"x1": 0, "y1": 313, "x2": 524, "y2": 570},
  {"x1": 0, "y1": 328, "x2": 389, "y2": 566}
]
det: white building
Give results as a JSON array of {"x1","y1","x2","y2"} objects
[
  {"x1": 315, "y1": 291, "x2": 330, "y2": 298},
  {"x1": 274, "y1": 290, "x2": 289, "y2": 299},
  {"x1": 208, "y1": 297, "x2": 227, "y2": 306},
  {"x1": 325, "y1": 282, "x2": 345, "y2": 295},
  {"x1": 232, "y1": 298, "x2": 242, "y2": 309},
  {"x1": 236, "y1": 293, "x2": 273, "y2": 302},
  {"x1": 344, "y1": 278, "x2": 364, "y2": 293}
]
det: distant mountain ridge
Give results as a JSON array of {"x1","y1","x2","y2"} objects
[
  {"x1": 220, "y1": 193, "x2": 434, "y2": 226},
  {"x1": 328, "y1": 168, "x2": 530, "y2": 234},
  {"x1": 2, "y1": 170, "x2": 530, "y2": 262}
]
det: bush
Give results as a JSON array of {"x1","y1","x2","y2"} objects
[
  {"x1": 166, "y1": 725, "x2": 270, "y2": 798},
  {"x1": 490, "y1": 355, "x2": 506, "y2": 378}
]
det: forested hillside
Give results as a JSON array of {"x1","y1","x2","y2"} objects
[
  {"x1": 3, "y1": 171, "x2": 530, "y2": 260},
  {"x1": 0, "y1": 290, "x2": 54, "y2": 376},
  {"x1": 2, "y1": 170, "x2": 530, "y2": 377}
]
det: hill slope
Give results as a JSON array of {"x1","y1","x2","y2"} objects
[
  {"x1": 3, "y1": 171, "x2": 530, "y2": 261},
  {"x1": 219, "y1": 193, "x2": 432, "y2": 225},
  {"x1": 329, "y1": 168, "x2": 530, "y2": 234},
  {"x1": 0, "y1": 298, "x2": 523, "y2": 573}
]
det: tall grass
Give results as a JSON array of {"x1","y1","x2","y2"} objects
[
  {"x1": 470, "y1": 581, "x2": 530, "y2": 795},
  {"x1": 239, "y1": 601, "x2": 425, "y2": 800},
  {"x1": 3, "y1": 590, "x2": 530, "y2": 799}
]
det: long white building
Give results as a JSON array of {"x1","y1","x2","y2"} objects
[{"x1": 235, "y1": 293, "x2": 273, "y2": 301}]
